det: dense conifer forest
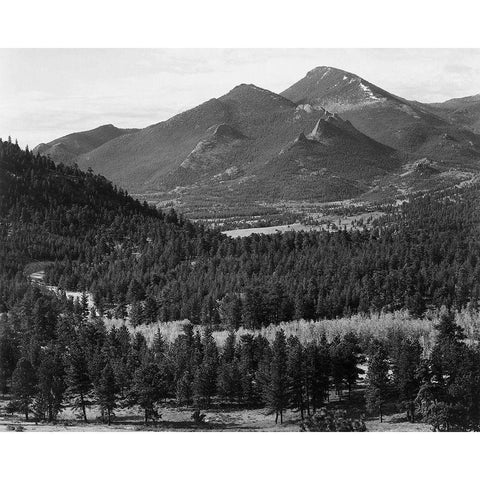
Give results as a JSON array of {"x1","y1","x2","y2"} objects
[{"x1": 1, "y1": 139, "x2": 480, "y2": 430}]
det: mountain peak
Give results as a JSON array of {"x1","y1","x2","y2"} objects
[
  {"x1": 282, "y1": 66, "x2": 394, "y2": 112},
  {"x1": 227, "y1": 83, "x2": 271, "y2": 95},
  {"x1": 306, "y1": 66, "x2": 358, "y2": 79},
  {"x1": 220, "y1": 83, "x2": 295, "y2": 112}
]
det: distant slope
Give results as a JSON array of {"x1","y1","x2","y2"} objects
[
  {"x1": 33, "y1": 124, "x2": 138, "y2": 164},
  {"x1": 424, "y1": 94, "x2": 480, "y2": 134},
  {"x1": 281, "y1": 66, "x2": 480, "y2": 169}
]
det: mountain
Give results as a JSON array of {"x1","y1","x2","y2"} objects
[
  {"x1": 32, "y1": 67, "x2": 480, "y2": 212},
  {"x1": 281, "y1": 66, "x2": 480, "y2": 169},
  {"x1": 236, "y1": 109, "x2": 403, "y2": 202},
  {"x1": 424, "y1": 94, "x2": 480, "y2": 134},
  {"x1": 75, "y1": 84, "x2": 315, "y2": 193},
  {"x1": 55, "y1": 83, "x2": 406, "y2": 206},
  {"x1": 33, "y1": 124, "x2": 138, "y2": 164}
]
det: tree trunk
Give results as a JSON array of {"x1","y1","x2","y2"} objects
[
  {"x1": 379, "y1": 405, "x2": 383, "y2": 423},
  {"x1": 80, "y1": 393, "x2": 88, "y2": 422},
  {"x1": 280, "y1": 410, "x2": 283, "y2": 424},
  {"x1": 275, "y1": 411, "x2": 279, "y2": 424}
]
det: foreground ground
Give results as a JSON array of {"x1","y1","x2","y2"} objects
[{"x1": 0, "y1": 395, "x2": 431, "y2": 432}]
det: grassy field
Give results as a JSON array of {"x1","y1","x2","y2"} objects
[
  {"x1": 0, "y1": 392, "x2": 431, "y2": 432},
  {"x1": 222, "y1": 223, "x2": 325, "y2": 238}
]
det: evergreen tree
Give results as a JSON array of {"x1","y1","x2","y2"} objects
[
  {"x1": 10, "y1": 357, "x2": 36, "y2": 421},
  {"x1": 33, "y1": 349, "x2": 66, "y2": 422},
  {"x1": 286, "y1": 336, "x2": 306, "y2": 419},
  {"x1": 65, "y1": 342, "x2": 92, "y2": 422},
  {"x1": 263, "y1": 330, "x2": 288, "y2": 424},
  {"x1": 391, "y1": 336, "x2": 422, "y2": 422},
  {"x1": 305, "y1": 338, "x2": 330, "y2": 413},
  {"x1": 129, "y1": 362, "x2": 166, "y2": 424},
  {"x1": 0, "y1": 323, "x2": 19, "y2": 393},
  {"x1": 129, "y1": 302, "x2": 144, "y2": 327},
  {"x1": 96, "y1": 363, "x2": 118, "y2": 425},
  {"x1": 193, "y1": 327, "x2": 218, "y2": 407},
  {"x1": 238, "y1": 334, "x2": 258, "y2": 404},
  {"x1": 365, "y1": 341, "x2": 390, "y2": 422},
  {"x1": 217, "y1": 359, "x2": 242, "y2": 402}
]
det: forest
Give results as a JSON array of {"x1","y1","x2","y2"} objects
[{"x1": 1, "y1": 138, "x2": 480, "y2": 430}]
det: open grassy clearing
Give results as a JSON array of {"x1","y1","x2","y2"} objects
[
  {"x1": 220, "y1": 212, "x2": 385, "y2": 237},
  {"x1": 0, "y1": 392, "x2": 431, "y2": 432},
  {"x1": 222, "y1": 223, "x2": 325, "y2": 238}
]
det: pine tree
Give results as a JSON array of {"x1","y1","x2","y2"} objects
[
  {"x1": 238, "y1": 333, "x2": 258, "y2": 404},
  {"x1": 129, "y1": 362, "x2": 166, "y2": 424},
  {"x1": 305, "y1": 338, "x2": 330, "y2": 413},
  {"x1": 286, "y1": 336, "x2": 306, "y2": 419},
  {"x1": 263, "y1": 329, "x2": 288, "y2": 424},
  {"x1": 33, "y1": 349, "x2": 66, "y2": 422},
  {"x1": 391, "y1": 337, "x2": 421, "y2": 422},
  {"x1": 176, "y1": 370, "x2": 194, "y2": 405},
  {"x1": 65, "y1": 342, "x2": 92, "y2": 422},
  {"x1": 0, "y1": 323, "x2": 19, "y2": 394},
  {"x1": 340, "y1": 333, "x2": 363, "y2": 399},
  {"x1": 365, "y1": 341, "x2": 390, "y2": 422},
  {"x1": 80, "y1": 292, "x2": 89, "y2": 318},
  {"x1": 222, "y1": 331, "x2": 236, "y2": 363},
  {"x1": 431, "y1": 309, "x2": 466, "y2": 383},
  {"x1": 11, "y1": 358, "x2": 36, "y2": 420},
  {"x1": 143, "y1": 296, "x2": 158, "y2": 324},
  {"x1": 129, "y1": 302, "x2": 144, "y2": 327},
  {"x1": 193, "y1": 327, "x2": 218, "y2": 407},
  {"x1": 96, "y1": 363, "x2": 118, "y2": 425}
]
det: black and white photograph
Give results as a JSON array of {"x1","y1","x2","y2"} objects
[{"x1": 1, "y1": 1, "x2": 480, "y2": 478}]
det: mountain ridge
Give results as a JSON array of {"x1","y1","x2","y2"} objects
[
  {"x1": 33, "y1": 124, "x2": 139, "y2": 164},
  {"x1": 32, "y1": 67, "x2": 480, "y2": 211}
]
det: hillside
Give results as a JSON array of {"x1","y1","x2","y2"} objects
[
  {"x1": 0, "y1": 139, "x2": 220, "y2": 302},
  {"x1": 2, "y1": 140, "x2": 479, "y2": 325},
  {"x1": 33, "y1": 124, "x2": 138, "y2": 164},
  {"x1": 425, "y1": 94, "x2": 480, "y2": 134}
]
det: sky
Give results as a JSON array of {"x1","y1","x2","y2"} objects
[{"x1": 1, "y1": 48, "x2": 480, "y2": 148}]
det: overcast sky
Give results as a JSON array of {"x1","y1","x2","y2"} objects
[{"x1": 1, "y1": 48, "x2": 480, "y2": 148}]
